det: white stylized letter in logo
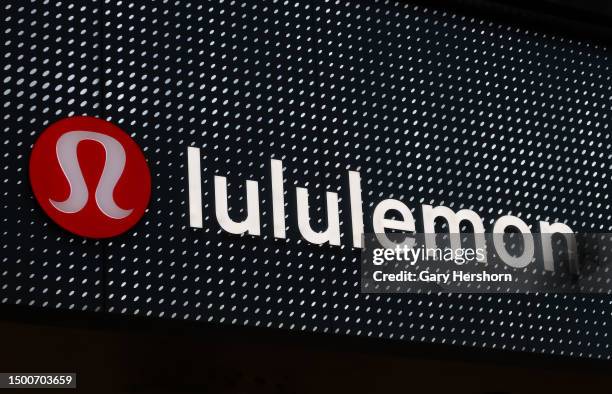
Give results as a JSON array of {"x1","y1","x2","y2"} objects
[{"x1": 50, "y1": 131, "x2": 133, "y2": 219}]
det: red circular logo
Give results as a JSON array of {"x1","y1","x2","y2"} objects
[{"x1": 29, "y1": 116, "x2": 151, "y2": 238}]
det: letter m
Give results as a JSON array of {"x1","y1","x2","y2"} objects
[{"x1": 421, "y1": 205, "x2": 486, "y2": 263}]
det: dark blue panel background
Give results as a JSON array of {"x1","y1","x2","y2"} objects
[{"x1": 2, "y1": 0, "x2": 611, "y2": 359}]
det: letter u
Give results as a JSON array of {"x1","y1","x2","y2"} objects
[
  {"x1": 295, "y1": 187, "x2": 340, "y2": 246},
  {"x1": 214, "y1": 176, "x2": 261, "y2": 235}
]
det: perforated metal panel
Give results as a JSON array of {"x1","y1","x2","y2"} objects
[{"x1": 2, "y1": 0, "x2": 611, "y2": 359}]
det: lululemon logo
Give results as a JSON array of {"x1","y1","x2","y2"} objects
[{"x1": 29, "y1": 116, "x2": 151, "y2": 238}]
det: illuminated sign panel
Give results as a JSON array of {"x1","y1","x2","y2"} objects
[{"x1": 2, "y1": 0, "x2": 611, "y2": 359}]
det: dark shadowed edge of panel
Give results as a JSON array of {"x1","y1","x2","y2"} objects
[
  {"x1": 0, "y1": 304, "x2": 610, "y2": 370},
  {"x1": 407, "y1": 0, "x2": 612, "y2": 46}
]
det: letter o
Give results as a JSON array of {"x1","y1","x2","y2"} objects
[{"x1": 492, "y1": 215, "x2": 534, "y2": 268}]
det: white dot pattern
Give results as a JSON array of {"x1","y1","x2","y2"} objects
[
  {"x1": 4, "y1": 0, "x2": 104, "y2": 312},
  {"x1": 3, "y1": 0, "x2": 612, "y2": 359}
]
